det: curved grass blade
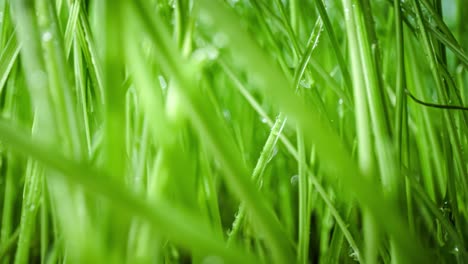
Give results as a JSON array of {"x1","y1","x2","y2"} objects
[
  {"x1": 0, "y1": 117, "x2": 258, "y2": 264},
  {"x1": 126, "y1": 1, "x2": 295, "y2": 263}
]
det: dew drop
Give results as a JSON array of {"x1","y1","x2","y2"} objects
[
  {"x1": 192, "y1": 46, "x2": 219, "y2": 63},
  {"x1": 265, "y1": 146, "x2": 278, "y2": 163},
  {"x1": 42, "y1": 31, "x2": 53, "y2": 42},
  {"x1": 290, "y1": 175, "x2": 298, "y2": 186},
  {"x1": 349, "y1": 250, "x2": 359, "y2": 261},
  {"x1": 158, "y1": 75, "x2": 167, "y2": 90},
  {"x1": 344, "y1": 7, "x2": 350, "y2": 16},
  {"x1": 205, "y1": 47, "x2": 219, "y2": 60},
  {"x1": 271, "y1": 147, "x2": 278, "y2": 158},
  {"x1": 222, "y1": 109, "x2": 231, "y2": 120},
  {"x1": 299, "y1": 79, "x2": 311, "y2": 89}
]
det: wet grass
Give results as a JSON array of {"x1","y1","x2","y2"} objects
[{"x1": 0, "y1": 0, "x2": 467, "y2": 263}]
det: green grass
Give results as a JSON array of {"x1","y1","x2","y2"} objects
[{"x1": 0, "y1": 0, "x2": 467, "y2": 263}]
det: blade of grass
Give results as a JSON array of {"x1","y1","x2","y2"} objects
[
  {"x1": 0, "y1": 33, "x2": 20, "y2": 94},
  {"x1": 411, "y1": 0, "x2": 468, "y2": 201},
  {"x1": 0, "y1": 117, "x2": 259, "y2": 264},
  {"x1": 197, "y1": 1, "x2": 428, "y2": 262},
  {"x1": 126, "y1": 1, "x2": 296, "y2": 263},
  {"x1": 14, "y1": 159, "x2": 43, "y2": 264},
  {"x1": 314, "y1": 0, "x2": 352, "y2": 88}
]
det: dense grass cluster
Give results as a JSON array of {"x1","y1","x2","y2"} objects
[{"x1": 0, "y1": 0, "x2": 467, "y2": 263}]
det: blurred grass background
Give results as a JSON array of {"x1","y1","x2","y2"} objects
[{"x1": 0, "y1": 0, "x2": 467, "y2": 263}]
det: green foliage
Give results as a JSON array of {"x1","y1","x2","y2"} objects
[{"x1": 0, "y1": 0, "x2": 467, "y2": 263}]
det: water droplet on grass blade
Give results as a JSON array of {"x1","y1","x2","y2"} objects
[
  {"x1": 348, "y1": 248, "x2": 359, "y2": 261},
  {"x1": 42, "y1": 31, "x2": 53, "y2": 42},
  {"x1": 272, "y1": 146, "x2": 278, "y2": 155},
  {"x1": 222, "y1": 109, "x2": 231, "y2": 120},
  {"x1": 338, "y1": 99, "x2": 344, "y2": 118},
  {"x1": 206, "y1": 48, "x2": 219, "y2": 60},
  {"x1": 300, "y1": 79, "x2": 311, "y2": 89},
  {"x1": 290, "y1": 175, "x2": 298, "y2": 186},
  {"x1": 266, "y1": 147, "x2": 278, "y2": 163},
  {"x1": 158, "y1": 75, "x2": 167, "y2": 90},
  {"x1": 192, "y1": 46, "x2": 219, "y2": 63},
  {"x1": 344, "y1": 7, "x2": 350, "y2": 17}
]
